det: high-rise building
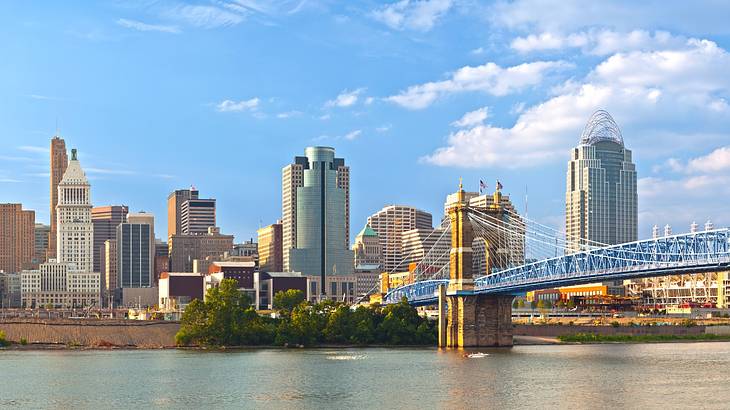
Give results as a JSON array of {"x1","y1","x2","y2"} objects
[
  {"x1": 56, "y1": 149, "x2": 94, "y2": 273},
  {"x1": 180, "y1": 197, "x2": 216, "y2": 235},
  {"x1": 0, "y1": 204, "x2": 35, "y2": 273},
  {"x1": 48, "y1": 136, "x2": 68, "y2": 260},
  {"x1": 117, "y1": 223, "x2": 152, "y2": 288},
  {"x1": 154, "y1": 240, "x2": 169, "y2": 284},
  {"x1": 352, "y1": 225, "x2": 382, "y2": 267},
  {"x1": 284, "y1": 147, "x2": 353, "y2": 296},
  {"x1": 91, "y1": 205, "x2": 128, "y2": 273},
  {"x1": 566, "y1": 110, "x2": 637, "y2": 252},
  {"x1": 102, "y1": 239, "x2": 117, "y2": 293},
  {"x1": 34, "y1": 223, "x2": 50, "y2": 266},
  {"x1": 21, "y1": 260, "x2": 100, "y2": 308},
  {"x1": 167, "y1": 188, "x2": 195, "y2": 238},
  {"x1": 169, "y1": 227, "x2": 234, "y2": 272},
  {"x1": 257, "y1": 222, "x2": 283, "y2": 272},
  {"x1": 366, "y1": 205, "x2": 432, "y2": 273},
  {"x1": 401, "y1": 227, "x2": 450, "y2": 268},
  {"x1": 127, "y1": 211, "x2": 155, "y2": 279}
]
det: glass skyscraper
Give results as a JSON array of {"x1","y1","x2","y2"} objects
[
  {"x1": 285, "y1": 147, "x2": 353, "y2": 297},
  {"x1": 566, "y1": 110, "x2": 638, "y2": 253}
]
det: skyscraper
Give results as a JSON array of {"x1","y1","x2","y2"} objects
[
  {"x1": 366, "y1": 205, "x2": 432, "y2": 273},
  {"x1": 167, "y1": 188, "x2": 195, "y2": 238},
  {"x1": 257, "y1": 221, "x2": 283, "y2": 272},
  {"x1": 92, "y1": 205, "x2": 128, "y2": 273},
  {"x1": 284, "y1": 147, "x2": 353, "y2": 295},
  {"x1": 566, "y1": 110, "x2": 637, "y2": 252},
  {"x1": 117, "y1": 222, "x2": 152, "y2": 288},
  {"x1": 33, "y1": 223, "x2": 50, "y2": 267},
  {"x1": 56, "y1": 149, "x2": 94, "y2": 273},
  {"x1": 180, "y1": 197, "x2": 216, "y2": 235},
  {"x1": 0, "y1": 204, "x2": 35, "y2": 273},
  {"x1": 48, "y1": 136, "x2": 68, "y2": 260}
]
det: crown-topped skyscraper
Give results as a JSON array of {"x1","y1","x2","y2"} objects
[{"x1": 57, "y1": 148, "x2": 94, "y2": 272}]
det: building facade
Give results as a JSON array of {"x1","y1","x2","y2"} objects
[
  {"x1": 565, "y1": 110, "x2": 637, "y2": 252},
  {"x1": 367, "y1": 205, "x2": 432, "y2": 273},
  {"x1": 117, "y1": 223, "x2": 153, "y2": 288},
  {"x1": 0, "y1": 204, "x2": 35, "y2": 274},
  {"x1": 48, "y1": 136, "x2": 68, "y2": 260},
  {"x1": 352, "y1": 225, "x2": 382, "y2": 267},
  {"x1": 56, "y1": 149, "x2": 94, "y2": 274},
  {"x1": 168, "y1": 227, "x2": 234, "y2": 272},
  {"x1": 102, "y1": 239, "x2": 117, "y2": 305},
  {"x1": 180, "y1": 197, "x2": 215, "y2": 235},
  {"x1": 91, "y1": 205, "x2": 128, "y2": 273},
  {"x1": 257, "y1": 222, "x2": 283, "y2": 272},
  {"x1": 284, "y1": 147, "x2": 354, "y2": 297},
  {"x1": 167, "y1": 188, "x2": 195, "y2": 238},
  {"x1": 34, "y1": 223, "x2": 50, "y2": 267},
  {"x1": 21, "y1": 260, "x2": 100, "y2": 308}
]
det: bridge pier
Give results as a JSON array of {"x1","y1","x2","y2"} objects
[{"x1": 440, "y1": 180, "x2": 513, "y2": 348}]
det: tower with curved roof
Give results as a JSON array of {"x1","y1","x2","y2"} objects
[{"x1": 566, "y1": 110, "x2": 637, "y2": 257}]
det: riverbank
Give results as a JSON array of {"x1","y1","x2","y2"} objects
[{"x1": 558, "y1": 333, "x2": 730, "y2": 343}]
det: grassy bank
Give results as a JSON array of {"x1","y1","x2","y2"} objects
[{"x1": 558, "y1": 332, "x2": 730, "y2": 343}]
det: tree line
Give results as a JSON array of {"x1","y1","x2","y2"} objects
[{"x1": 176, "y1": 279, "x2": 437, "y2": 347}]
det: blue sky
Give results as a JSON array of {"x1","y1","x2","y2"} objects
[{"x1": 1, "y1": 0, "x2": 730, "y2": 242}]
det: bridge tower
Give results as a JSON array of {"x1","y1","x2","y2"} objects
[{"x1": 439, "y1": 180, "x2": 513, "y2": 348}]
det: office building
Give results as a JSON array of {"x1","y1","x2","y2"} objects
[
  {"x1": 102, "y1": 239, "x2": 117, "y2": 305},
  {"x1": 352, "y1": 225, "x2": 382, "y2": 267},
  {"x1": 354, "y1": 264, "x2": 380, "y2": 298},
  {"x1": 127, "y1": 211, "x2": 155, "y2": 279},
  {"x1": 401, "y1": 227, "x2": 450, "y2": 268},
  {"x1": 56, "y1": 149, "x2": 94, "y2": 272},
  {"x1": 91, "y1": 205, "x2": 128, "y2": 273},
  {"x1": 159, "y1": 272, "x2": 205, "y2": 311},
  {"x1": 284, "y1": 147, "x2": 354, "y2": 297},
  {"x1": 367, "y1": 205, "x2": 432, "y2": 273},
  {"x1": 48, "y1": 136, "x2": 68, "y2": 260},
  {"x1": 34, "y1": 223, "x2": 50, "y2": 266},
  {"x1": 167, "y1": 188, "x2": 195, "y2": 238},
  {"x1": 257, "y1": 221, "x2": 283, "y2": 272},
  {"x1": 117, "y1": 223, "x2": 152, "y2": 288},
  {"x1": 154, "y1": 240, "x2": 169, "y2": 284},
  {"x1": 168, "y1": 227, "x2": 234, "y2": 272},
  {"x1": 21, "y1": 260, "x2": 100, "y2": 308},
  {"x1": 180, "y1": 197, "x2": 216, "y2": 235},
  {"x1": 566, "y1": 110, "x2": 637, "y2": 252},
  {"x1": 0, "y1": 204, "x2": 35, "y2": 274},
  {"x1": 0, "y1": 272, "x2": 21, "y2": 308},
  {"x1": 232, "y1": 239, "x2": 258, "y2": 259}
]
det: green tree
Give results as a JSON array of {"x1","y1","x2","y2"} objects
[
  {"x1": 273, "y1": 289, "x2": 306, "y2": 315},
  {"x1": 512, "y1": 299, "x2": 519, "y2": 309},
  {"x1": 323, "y1": 305, "x2": 355, "y2": 344},
  {"x1": 176, "y1": 279, "x2": 254, "y2": 346},
  {"x1": 517, "y1": 299, "x2": 525, "y2": 309},
  {"x1": 566, "y1": 299, "x2": 575, "y2": 310},
  {"x1": 536, "y1": 299, "x2": 545, "y2": 310}
]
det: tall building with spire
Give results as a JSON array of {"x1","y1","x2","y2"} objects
[
  {"x1": 283, "y1": 147, "x2": 353, "y2": 297},
  {"x1": 48, "y1": 136, "x2": 68, "y2": 261},
  {"x1": 57, "y1": 149, "x2": 94, "y2": 272},
  {"x1": 565, "y1": 110, "x2": 637, "y2": 252}
]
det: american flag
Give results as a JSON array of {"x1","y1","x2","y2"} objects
[
  {"x1": 496, "y1": 180, "x2": 503, "y2": 191},
  {"x1": 479, "y1": 179, "x2": 487, "y2": 193}
]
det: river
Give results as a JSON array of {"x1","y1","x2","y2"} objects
[{"x1": 1, "y1": 343, "x2": 729, "y2": 409}]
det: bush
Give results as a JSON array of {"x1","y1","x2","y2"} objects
[
  {"x1": 611, "y1": 321, "x2": 620, "y2": 328},
  {"x1": 0, "y1": 331, "x2": 9, "y2": 347},
  {"x1": 20, "y1": 337, "x2": 27, "y2": 346}
]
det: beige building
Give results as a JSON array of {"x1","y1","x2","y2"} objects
[
  {"x1": 21, "y1": 260, "x2": 100, "y2": 308},
  {"x1": 48, "y1": 136, "x2": 68, "y2": 260},
  {"x1": 257, "y1": 221, "x2": 283, "y2": 272},
  {"x1": 401, "y1": 227, "x2": 450, "y2": 270},
  {"x1": 366, "y1": 206, "x2": 432, "y2": 273},
  {"x1": 56, "y1": 149, "x2": 94, "y2": 273},
  {"x1": 102, "y1": 239, "x2": 118, "y2": 298},
  {"x1": 169, "y1": 227, "x2": 234, "y2": 272},
  {"x1": 352, "y1": 225, "x2": 382, "y2": 267},
  {"x1": 0, "y1": 204, "x2": 35, "y2": 274}
]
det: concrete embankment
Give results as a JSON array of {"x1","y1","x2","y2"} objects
[
  {"x1": 0, "y1": 319, "x2": 180, "y2": 348},
  {"x1": 514, "y1": 324, "x2": 706, "y2": 338}
]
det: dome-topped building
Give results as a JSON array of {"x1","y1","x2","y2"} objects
[
  {"x1": 566, "y1": 110, "x2": 637, "y2": 255},
  {"x1": 579, "y1": 109, "x2": 624, "y2": 146}
]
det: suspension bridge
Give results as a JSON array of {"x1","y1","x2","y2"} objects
[{"x1": 367, "y1": 183, "x2": 730, "y2": 348}]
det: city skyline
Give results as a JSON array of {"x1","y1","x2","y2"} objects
[{"x1": 1, "y1": 1, "x2": 730, "y2": 242}]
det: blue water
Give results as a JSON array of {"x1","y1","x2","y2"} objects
[{"x1": 1, "y1": 343, "x2": 729, "y2": 409}]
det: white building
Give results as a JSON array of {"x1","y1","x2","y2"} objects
[
  {"x1": 21, "y1": 260, "x2": 100, "y2": 308},
  {"x1": 22, "y1": 148, "x2": 100, "y2": 308}
]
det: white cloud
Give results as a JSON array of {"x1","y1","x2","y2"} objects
[
  {"x1": 318, "y1": 114, "x2": 331, "y2": 120},
  {"x1": 163, "y1": 5, "x2": 244, "y2": 28},
  {"x1": 511, "y1": 30, "x2": 686, "y2": 56},
  {"x1": 276, "y1": 110, "x2": 302, "y2": 119},
  {"x1": 313, "y1": 129, "x2": 363, "y2": 142},
  {"x1": 325, "y1": 88, "x2": 365, "y2": 108},
  {"x1": 451, "y1": 106, "x2": 489, "y2": 127},
  {"x1": 364, "y1": 96, "x2": 375, "y2": 105},
  {"x1": 216, "y1": 98, "x2": 260, "y2": 112},
  {"x1": 470, "y1": 47, "x2": 485, "y2": 55},
  {"x1": 344, "y1": 130, "x2": 362, "y2": 140},
  {"x1": 387, "y1": 60, "x2": 569, "y2": 109},
  {"x1": 376, "y1": 124, "x2": 392, "y2": 133},
  {"x1": 424, "y1": 39, "x2": 730, "y2": 168},
  {"x1": 371, "y1": 0, "x2": 453, "y2": 32},
  {"x1": 687, "y1": 146, "x2": 730, "y2": 173},
  {"x1": 117, "y1": 18, "x2": 180, "y2": 34}
]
